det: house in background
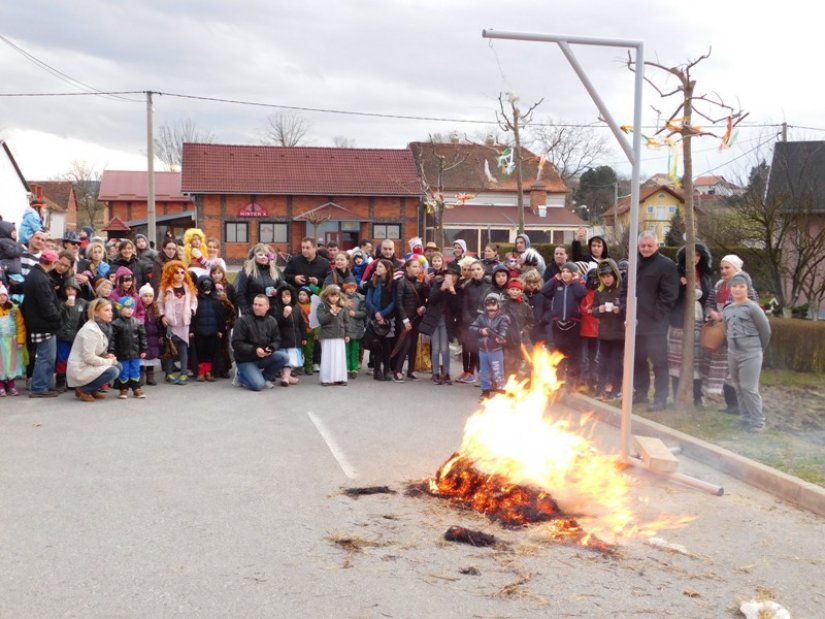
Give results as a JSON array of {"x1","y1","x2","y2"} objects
[
  {"x1": 694, "y1": 174, "x2": 742, "y2": 197},
  {"x1": 181, "y1": 143, "x2": 422, "y2": 262},
  {"x1": 0, "y1": 141, "x2": 32, "y2": 228},
  {"x1": 28, "y1": 181, "x2": 78, "y2": 240},
  {"x1": 98, "y1": 170, "x2": 195, "y2": 246},
  {"x1": 601, "y1": 181, "x2": 686, "y2": 244},
  {"x1": 409, "y1": 141, "x2": 581, "y2": 253},
  {"x1": 766, "y1": 140, "x2": 825, "y2": 317}
]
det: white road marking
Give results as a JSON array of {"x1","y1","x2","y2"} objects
[{"x1": 307, "y1": 411, "x2": 358, "y2": 480}]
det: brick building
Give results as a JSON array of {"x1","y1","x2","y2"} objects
[
  {"x1": 98, "y1": 170, "x2": 195, "y2": 244},
  {"x1": 28, "y1": 180, "x2": 78, "y2": 239},
  {"x1": 180, "y1": 144, "x2": 422, "y2": 262}
]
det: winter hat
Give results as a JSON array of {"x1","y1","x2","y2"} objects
[
  {"x1": 561, "y1": 261, "x2": 578, "y2": 273},
  {"x1": 574, "y1": 261, "x2": 591, "y2": 275},
  {"x1": 484, "y1": 292, "x2": 501, "y2": 305},
  {"x1": 721, "y1": 254, "x2": 744, "y2": 271},
  {"x1": 342, "y1": 281, "x2": 358, "y2": 293},
  {"x1": 598, "y1": 261, "x2": 615, "y2": 275},
  {"x1": 506, "y1": 278, "x2": 524, "y2": 290},
  {"x1": 446, "y1": 261, "x2": 462, "y2": 276},
  {"x1": 138, "y1": 283, "x2": 154, "y2": 298},
  {"x1": 0, "y1": 284, "x2": 8, "y2": 296},
  {"x1": 729, "y1": 272, "x2": 752, "y2": 288},
  {"x1": 453, "y1": 239, "x2": 467, "y2": 254},
  {"x1": 115, "y1": 296, "x2": 135, "y2": 311},
  {"x1": 298, "y1": 285, "x2": 314, "y2": 298}
]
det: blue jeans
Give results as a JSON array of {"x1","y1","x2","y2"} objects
[
  {"x1": 430, "y1": 320, "x2": 450, "y2": 375},
  {"x1": 479, "y1": 349, "x2": 505, "y2": 391},
  {"x1": 31, "y1": 336, "x2": 57, "y2": 393},
  {"x1": 236, "y1": 351, "x2": 290, "y2": 392},
  {"x1": 78, "y1": 363, "x2": 122, "y2": 394}
]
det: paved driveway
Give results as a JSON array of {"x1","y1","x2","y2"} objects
[{"x1": 1, "y1": 374, "x2": 822, "y2": 617}]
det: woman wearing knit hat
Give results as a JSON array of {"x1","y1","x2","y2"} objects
[{"x1": 703, "y1": 254, "x2": 759, "y2": 413}]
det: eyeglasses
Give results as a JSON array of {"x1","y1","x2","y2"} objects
[{"x1": 174, "y1": 269, "x2": 186, "y2": 275}]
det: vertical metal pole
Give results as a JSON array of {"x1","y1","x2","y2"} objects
[
  {"x1": 620, "y1": 44, "x2": 644, "y2": 462},
  {"x1": 146, "y1": 91, "x2": 157, "y2": 247}
]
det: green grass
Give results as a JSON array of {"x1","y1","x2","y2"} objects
[
  {"x1": 759, "y1": 368, "x2": 823, "y2": 390},
  {"x1": 634, "y1": 402, "x2": 825, "y2": 487}
]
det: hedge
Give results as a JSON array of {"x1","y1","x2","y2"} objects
[{"x1": 763, "y1": 318, "x2": 825, "y2": 373}]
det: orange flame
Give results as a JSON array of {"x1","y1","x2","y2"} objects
[{"x1": 430, "y1": 349, "x2": 691, "y2": 547}]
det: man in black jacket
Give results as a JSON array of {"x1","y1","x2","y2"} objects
[
  {"x1": 231, "y1": 294, "x2": 290, "y2": 391},
  {"x1": 22, "y1": 250, "x2": 63, "y2": 397},
  {"x1": 632, "y1": 231, "x2": 679, "y2": 410},
  {"x1": 284, "y1": 237, "x2": 330, "y2": 289}
]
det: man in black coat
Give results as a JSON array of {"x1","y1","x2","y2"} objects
[
  {"x1": 22, "y1": 250, "x2": 63, "y2": 397},
  {"x1": 231, "y1": 294, "x2": 290, "y2": 391},
  {"x1": 284, "y1": 237, "x2": 331, "y2": 289},
  {"x1": 632, "y1": 231, "x2": 679, "y2": 410}
]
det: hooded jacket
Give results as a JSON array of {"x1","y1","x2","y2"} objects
[
  {"x1": 272, "y1": 284, "x2": 307, "y2": 349},
  {"x1": 0, "y1": 221, "x2": 23, "y2": 277},
  {"x1": 192, "y1": 276, "x2": 225, "y2": 336},
  {"x1": 572, "y1": 235, "x2": 610, "y2": 263},
  {"x1": 592, "y1": 259, "x2": 625, "y2": 341}
]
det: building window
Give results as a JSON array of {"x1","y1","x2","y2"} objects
[
  {"x1": 373, "y1": 223, "x2": 401, "y2": 240},
  {"x1": 225, "y1": 221, "x2": 248, "y2": 244},
  {"x1": 259, "y1": 222, "x2": 288, "y2": 245}
]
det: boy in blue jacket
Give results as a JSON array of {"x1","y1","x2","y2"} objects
[
  {"x1": 470, "y1": 292, "x2": 511, "y2": 399},
  {"x1": 540, "y1": 262, "x2": 588, "y2": 387}
]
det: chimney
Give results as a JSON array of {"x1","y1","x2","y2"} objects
[
  {"x1": 485, "y1": 133, "x2": 495, "y2": 146},
  {"x1": 450, "y1": 132, "x2": 460, "y2": 144},
  {"x1": 530, "y1": 183, "x2": 547, "y2": 216}
]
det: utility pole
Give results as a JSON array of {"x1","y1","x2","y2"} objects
[
  {"x1": 781, "y1": 122, "x2": 788, "y2": 142},
  {"x1": 146, "y1": 91, "x2": 157, "y2": 247}
]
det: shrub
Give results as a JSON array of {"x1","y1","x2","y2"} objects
[{"x1": 763, "y1": 318, "x2": 825, "y2": 373}]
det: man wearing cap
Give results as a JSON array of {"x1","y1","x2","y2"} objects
[
  {"x1": 632, "y1": 230, "x2": 679, "y2": 410},
  {"x1": 22, "y1": 250, "x2": 63, "y2": 397},
  {"x1": 20, "y1": 230, "x2": 47, "y2": 279}
]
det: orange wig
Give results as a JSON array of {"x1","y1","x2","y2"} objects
[{"x1": 160, "y1": 260, "x2": 197, "y2": 295}]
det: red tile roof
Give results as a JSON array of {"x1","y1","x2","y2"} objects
[
  {"x1": 181, "y1": 144, "x2": 422, "y2": 196},
  {"x1": 694, "y1": 175, "x2": 724, "y2": 187},
  {"x1": 103, "y1": 215, "x2": 131, "y2": 232},
  {"x1": 98, "y1": 171, "x2": 191, "y2": 202},
  {"x1": 443, "y1": 204, "x2": 585, "y2": 227},
  {"x1": 409, "y1": 142, "x2": 568, "y2": 194},
  {"x1": 29, "y1": 181, "x2": 75, "y2": 213}
]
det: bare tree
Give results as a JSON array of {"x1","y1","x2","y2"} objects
[
  {"x1": 413, "y1": 139, "x2": 468, "y2": 248},
  {"x1": 332, "y1": 136, "x2": 357, "y2": 148},
  {"x1": 155, "y1": 119, "x2": 216, "y2": 171},
  {"x1": 629, "y1": 48, "x2": 748, "y2": 407},
  {"x1": 530, "y1": 121, "x2": 611, "y2": 185},
  {"x1": 59, "y1": 161, "x2": 104, "y2": 230},
  {"x1": 261, "y1": 112, "x2": 310, "y2": 147},
  {"x1": 496, "y1": 93, "x2": 544, "y2": 233}
]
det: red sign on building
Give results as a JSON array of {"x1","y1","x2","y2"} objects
[{"x1": 239, "y1": 202, "x2": 267, "y2": 217}]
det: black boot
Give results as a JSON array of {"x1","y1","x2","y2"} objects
[
  {"x1": 721, "y1": 383, "x2": 739, "y2": 414},
  {"x1": 54, "y1": 374, "x2": 67, "y2": 393},
  {"x1": 693, "y1": 379, "x2": 704, "y2": 407},
  {"x1": 145, "y1": 367, "x2": 157, "y2": 386}
]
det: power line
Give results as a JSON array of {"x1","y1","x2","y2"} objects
[{"x1": 0, "y1": 34, "x2": 142, "y2": 103}]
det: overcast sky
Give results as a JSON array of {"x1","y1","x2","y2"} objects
[{"x1": 0, "y1": 0, "x2": 818, "y2": 186}]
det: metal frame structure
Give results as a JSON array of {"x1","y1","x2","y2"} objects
[{"x1": 482, "y1": 29, "x2": 722, "y2": 495}]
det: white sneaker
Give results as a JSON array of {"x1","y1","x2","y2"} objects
[
  {"x1": 232, "y1": 372, "x2": 240, "y2": 387},
  {"x1": 264, "y1": 380, "x2": 275, "y2": 389},
  {"x1": 313, "y1": 364, "x2": 320, "y2": 372}
]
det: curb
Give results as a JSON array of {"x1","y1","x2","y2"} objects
[{"x1": 564, "y1": 393, "x2": 825, "y2": 518}]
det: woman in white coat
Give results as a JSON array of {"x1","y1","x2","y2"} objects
[{"x1": 67, "y1": 298, "x2": 122, "y2": 402}]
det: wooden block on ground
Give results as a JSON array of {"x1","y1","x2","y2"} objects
[{"x1": 633, "y1": 435, "x2": 680, "y2": 473}]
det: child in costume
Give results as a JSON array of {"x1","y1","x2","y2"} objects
[
  {"x1": 192, "y1": 276, "x2": 225, "y2": 382},
  {"x1": 272, "y1": 284, "x2": 303, "y2": 386},
  {"x1": 109, "y1": 296, "x2": 148, "y2": 398},
  {"x1": 297, "y1": 286, "x2": 317, "y2": 375},
  {"x1": 469, "y1": 292, "x2": 511, "y2": 399},
  {"x1": 110, "y1": 266, "x2": 144, "y2": 320},
  {"x1": 341, "y1": 280, "x2": 366, "y2": 379},
  {"x1": 138, "y1": 284, "x2": 162, "y2": 386},
  {"x1": 158, "y1": 260, "x2": 198, "y2": 385},
  {"x1": 183, "y1": 228, "x2": 209, "y2": 277},
  {"x1": 316, "y1": 285, "x2": 349, "y2": 386},
  {"x1": 0, "y1": 283, "x2": 26, "y2": 396}
]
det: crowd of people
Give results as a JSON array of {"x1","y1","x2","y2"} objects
[{"x1": 0, "y1": 201, "x2": 770, "y2": 431}]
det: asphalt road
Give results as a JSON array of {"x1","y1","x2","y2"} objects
[{"x1": 1, "y1": 370, "x2": 822, "y2": 618}]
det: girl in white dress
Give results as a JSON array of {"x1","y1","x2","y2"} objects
[{"x1": 316, "y1": 285, "x2": 349, "y2": 386}]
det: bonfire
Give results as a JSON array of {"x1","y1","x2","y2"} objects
[{"x1": 427, "y1": 349, "x2": 684, "y2": 550}]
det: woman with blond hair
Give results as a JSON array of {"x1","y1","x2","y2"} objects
[
  {"x1": 234, "y1": 243, "x2": 284, "y2": 316},
  {"x1": 67, "y1": 298, "x2": 122, "y2": 402},
  {"x1": 158, "y1": 260, "x2": 198, "y2": 384}
]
